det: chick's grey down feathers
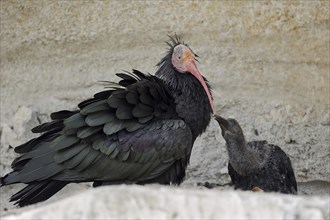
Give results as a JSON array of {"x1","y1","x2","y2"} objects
[
  {"x1": 0, "y1": 36, "x2": 213, "y2": 207},
  {"x1": 214, "y1": 115, "x2": 297, "y2": 194}
]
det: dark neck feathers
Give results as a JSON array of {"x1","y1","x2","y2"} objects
[
  {"x1": 155, "y1": 57, "x2": 212, "y2": 139},
  {"x1": 226, "y1": 137, "x2": 270, "y2": 176}
]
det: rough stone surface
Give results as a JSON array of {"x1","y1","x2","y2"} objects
[
  {"x1": 2, "y1": 185, "x2": 330, "y2": 220},
  {"x1": 0, "y1": 1, "x2": 329, "y2": 219}
]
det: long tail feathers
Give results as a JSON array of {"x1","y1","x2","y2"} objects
[{"x1": 7, "y1": 181, "x2": 67, "y2": 207}]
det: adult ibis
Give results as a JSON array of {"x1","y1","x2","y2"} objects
[{"x1": 0, "y1": 35, "x2": 214, "y2": 206}]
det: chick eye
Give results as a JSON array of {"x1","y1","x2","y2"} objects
[{"x1": 177, "y1": 56, "x2": 181, "y2": 59}]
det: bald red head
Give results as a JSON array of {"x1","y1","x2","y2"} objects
[{"x1": 171, "y1": 45, "x2": 214, "y2": 111}]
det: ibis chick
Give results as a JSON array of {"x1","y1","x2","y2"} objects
[{"x1": 214, "y1": 115, "x2": 297, "y2": 194}]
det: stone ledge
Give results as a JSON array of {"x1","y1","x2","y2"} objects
[{"x1": 2, "y1": 185, "x2": 329, "y2": 220}]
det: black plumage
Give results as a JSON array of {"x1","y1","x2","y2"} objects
[
  {"x1": 214, "y1": 115, "x2": 297, "y2": 194},
  {"x1": 0, "y1": 35, "x2": 213, "y2": 207}
]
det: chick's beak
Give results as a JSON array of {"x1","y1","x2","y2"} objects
[
  {"x1": 214, "y1": 114, "x2": 229, "y2": 130},
  {"x1": 184, "y1": 50, "x2": 214, "y2": 111}
]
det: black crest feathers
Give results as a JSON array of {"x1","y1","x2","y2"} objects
[{"x1": 157, "y1": 34, "x2": 198, "y2": 68}]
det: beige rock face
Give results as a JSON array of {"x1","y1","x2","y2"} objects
[
  {"x1": 2, "y1": 185, "x2": 330, "y2": 220},
  {"x1": 0, "y1": 1, "x2": 329, "y2": 218}
]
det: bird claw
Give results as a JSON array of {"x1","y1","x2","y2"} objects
[
  {"x1": 251, "y1": 186, "x2": 264, "y2": 192},
  {"x1": 197, "y1": 181, "x2": 223, "y2": 189}
]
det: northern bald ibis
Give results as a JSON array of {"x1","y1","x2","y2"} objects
[
  {"x1": 0, "y1": 35, "x2": 214, "y2": 206},
  {"x1": 214, "y1": 115, "x2": 297, "y2": 194}
]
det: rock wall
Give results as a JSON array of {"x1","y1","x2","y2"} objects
[{"x1": 0, "y1": 1, "x2": 329, "y2": 218}]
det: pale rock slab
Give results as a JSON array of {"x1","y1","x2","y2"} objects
[{"x1": 2, "y1": 185, "x2": 329, "y2": 220}]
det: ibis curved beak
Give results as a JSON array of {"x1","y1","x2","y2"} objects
[{"x1": 185, "y1": 59, "x2": 214, "y2": 111}]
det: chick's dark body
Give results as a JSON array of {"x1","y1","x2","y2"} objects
[
  {"x1": 214, "y1": 115, "x2": 297, "y2": 195},
  {"x1": 228, "y1": 141, "x2": 297, "y2": 194}
]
